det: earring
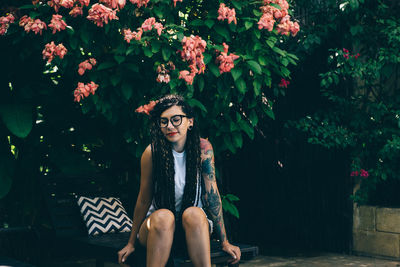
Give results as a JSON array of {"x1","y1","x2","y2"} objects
[{"x1": 188, "y1": 125, "x2": 193, "y2": 130}]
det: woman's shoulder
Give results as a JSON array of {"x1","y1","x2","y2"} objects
[
  {"x1": 200, "y1": 138, "x2": 213, "y2": 154},
  {"x1": 141, "y1": 144, "x2": 152, "y2": 161}
]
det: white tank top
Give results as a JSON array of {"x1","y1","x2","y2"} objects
[{"x1": 146, "y1": 149, "x2": 203, "y2": 217}]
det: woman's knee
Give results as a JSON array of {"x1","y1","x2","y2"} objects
[
  {"x1": 182, "y1": 207, "x2": 208, "y2": 229},
  {"x1": 150, "y1": 209, "x2": 175, "y2": 234}
]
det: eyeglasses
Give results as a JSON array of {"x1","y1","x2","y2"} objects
[{"x1": 159, "y1": 115, "x2": 188, "y2": 128}]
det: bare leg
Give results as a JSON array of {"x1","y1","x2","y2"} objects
[
  {"x1": 182, "y1": 207, "x2": 211, "y2": 267},
  {"x1": 138, "y1": 209, "x2": 175, "y2": 267}
]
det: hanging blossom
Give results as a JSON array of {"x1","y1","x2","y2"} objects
[
  {"x1": 69, "y1": 6, "x2": 83, "y2": 17},
  {"x1": 350, "y1": 169, "x2": 369, "y2": 178},
  {"x1": 42, "y1": 41, "x2": 68, "y2": 63},
  {"x1": 129, "y1": 0, "x2": 149, "y2": 8},
  {"x1": 141, "y1": 17, "x2": 164, "y2": 36},
  {"x1": 0, "y1": 13, "x2": 15, "y2": 35},
  {"x1": 258, "y1": 0, "x2": 299, "y2": 36},
  {"x1": 215, "y1": 43, "x2": 239, "y2": 74},
  {"x1": 74, "y1": 81, "x2": 99, "y2": 102},
  {"x1": 78, "y1": 58, "x2": 97, "y2": 75},
  {"x1": 87, "y1": 3, "x2": 119, "y2": 27},
  {"x1": 217, "y1": 3, "x2": 237, "y2": 24},
  {"x1": 278, "y1": 78, "x2": 290, "y2": 88},
  {"x1": 19, "y1": 15, "x2": 47, "y2": 35},
  {"x1": 48, "y1": 14, "x2": 68, "y2": 34},
  {"x1": 100, "y1": 0, "x2": 126, "y2": 10},
  {"x1": 123, "y1": 28, "x2": 143, "y2": 42},
  {"x1": 156, "y1": 61, "x2": 175, "y2": 84},
  {"x1": 173, "y1": 0, "x2": 182, "y2": 7},
  {"x1": 178, "y1": 35, "x2": 207, "y2": 85},
  {"x1": 135, "y1": 100, "x2": 157, "y2": 115},
  {"x1": 47, "y1": 0, "x2": 75, "y2": 12}
]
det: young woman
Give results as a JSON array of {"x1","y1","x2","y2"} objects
[{"x1": 118, "y1": 95, "x2": 241, "y2": 267}]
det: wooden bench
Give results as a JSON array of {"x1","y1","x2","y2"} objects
[{"x1": 40, "y1": 173, "x2": 258, "y2": 266}]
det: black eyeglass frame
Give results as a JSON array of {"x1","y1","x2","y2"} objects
[{"x1": 158, "y1": 115, "x2": 189, "y2": 128}]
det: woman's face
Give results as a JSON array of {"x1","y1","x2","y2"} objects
[{"x1": 159, "y1": 105, "x2": 193, "y2": 148}]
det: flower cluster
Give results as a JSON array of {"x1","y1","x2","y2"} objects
[
  {"x1": 173, "y1": 0, "x2": 183, "y2": 7},
  {"x1": 74, "y1": 81, "x2": 99, "y2": 102},
  {"x1": 19, "y1": 16, "x2": 47, "y2": 35},
  {"x1": 156, "y1": 62, "x2": 175, "y2": 84},
  {"x1": 78, "y1": 58, "x2": 97, "y2": 75},
  {"x1": 141, "y1": 17, "x2": 164, "y2": 36},
  {"x1": 0, "y1": 13, "x2": 15, "y2": 35},
  {"x1": 258, "y1": 0, "x2": 299, "y2": 36},
  {"x1": 343, "y1": 48, "x2": 360, "y2": 59},
  {"x1": 123, "y1": 28, "x2": 142, "y2": 43},
  {"x1": 47, "y1": 0, "x2": 75, "y2": 12},
  {"x1": 135, "y1": 100, "x2": 157, "y2": 115},
  {"x1": 87, "y1": 3, "x2": 119, "y2": 27},
  {"x1": 278, "y1": 78, "x2": 290, "y2": 88},
  {"x1": 215, "y1": 43, "x2": 239, "y2": 74},
  {"x1": 178, "y1": 35, "x2": 207, "y2": 85},
  {"x1": 48, "y1": 14, "x2": 68, "y2": 34},
  {"x1": 42, "y1": 41, "x2": 68, "y2": 63},
  {"x1": 217, "y1": 3, "x2": 237, "y2": 24},
  {"x1": 129, "y1": 0, "x2": 149, "y2": 8},
  {"x1": 100, "y1": 0, "x2": 126, "y2": 10},
  {"x1": 68, "y1": 0, "x2": 90, "y2": 17},
  {"x1": 350, "y1": 169, "x2": 369, "y2": 178}
]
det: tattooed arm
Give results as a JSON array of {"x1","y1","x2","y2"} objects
[{"x1": 200, "y1": 138, "x2": 241, "y2": 264}]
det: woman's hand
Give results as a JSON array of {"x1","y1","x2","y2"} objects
[
  {"x1": 118, "y1": 243, "x2": 135, "y2": 266},
  {"x1": 221, "y1": 241, "x2": 241, "y2": 265}
]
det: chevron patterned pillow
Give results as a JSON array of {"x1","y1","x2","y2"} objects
[{"x1": 77, "y1": 196, "x2": 133, "y2": 236}]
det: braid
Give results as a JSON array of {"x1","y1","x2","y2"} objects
[{"x1": 149, "y1": 94, "x2": 201, "y2": 216}]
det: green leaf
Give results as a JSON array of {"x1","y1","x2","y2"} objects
[
  {"x1": 231, "y1": 67, "x2": 242, "y2": 81},
  {"x1": 225, "y1": 193, "x2": 240, "y2": 201},
  {"x1": 204, "y1": 19, "x2": 215, "y2": 29},
  {"x1": 19, "y1": 4, "x2": 36, "y2": 9},
  {"x1": 253, "y1": 29, "x2": 261, "y2": 39},
  {"x1": 253, "y1": 79, "x2": 261, "y2": 96},
  {"x1": 253, "y1": 9, "x2": 262, "y2": 16},
  {"x1": 190, "y1": 19, "x2": 204, "y2": 26},
  {"x1": 231, "y1": 0, "x2": 242, "y2": 10},
  {"x1": 97, "y1": 61, "x2": 117, "y2": 70},
  {"x1": 280, "y1": 66, "x2": 290, "y2": 76},
  {"x1": 247, "y1": 60, "x2": 262, "y2": 75},
  {"x1": 143, "y1": 47, "x2": 153, "y2": 58},
  {"x1": 187, "y1": 98, "x2": 207, "y2": 113},
  {"x1": 114, "y1": 55, "x2": 125, "y2": 64},
  {"x1": 270, "y1": 3, "x2": 282, "y2": 9},
  {"x1": 208, "y1": 63, "x2": 220, "y2": 77},
  {"x1": 151, "y1": 41, "x2": 161, "y2": 53},
  {"x1": 222, "y1": 198, "x2": 239, "y2": 218},
  {"x1": 235, "y1": 78, "x2": 246, "y2": 94},
  {"x1": 214, "y1": 25, "x2": 230, "y2": 41},
  {"x1": 272, "y1": 46, "x2": 286, "y2": 56},
  {"x1": 232, "y1": 131, "x2": 243, "y2": 148},
  {"x1": 124, "y1": 63, "x2": 139, "y2": 72},
  {"x1": 0, "y1": 104, "x2": 33, "y2": 138},
  {"x1": 110, "y1": 73, "x2": 122, "y2": 86},
  {"x1": 245, "y1": 21, "x2": 253, "y2": 30},
  {"x1": 249, "y1": 109, "x2": 258, "y2": 126},
  {"x1": 258, "y1": 55, "x2": 268, "y2": 66},
  {"x1": 203, "y1": 53, "x2": 212, "y2": 65},
  {"x1": 238, "y1": 119, "x2": 254, "y2": 139},
  {"x1": 262, "y1": 100, "x2": 275, "y2": 120},
  {"x1": 162, "y1": 47, "x2": 172, "y2": 61},
  {"x1": 223, "y1": 135, "x2": 236, "y2": 153},
  {"x1": 197, "y1": 76, "x2": 205, "y2": 92},
  {"x1": 122, "y1": 82, "x2": 133, "y2": 100},
  {"x1": 126, "y1": 46, "x2": 135, "y2": 56}
]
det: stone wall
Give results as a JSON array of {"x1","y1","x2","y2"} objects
[{"x1": 353, "y1": 205, "x2": 400, "y2": 259}]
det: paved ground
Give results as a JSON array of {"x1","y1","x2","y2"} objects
[{"x1": 42, "y1": 253, "x2": 400, "y2": 267}]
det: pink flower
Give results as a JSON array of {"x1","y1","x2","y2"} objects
[
  {"x1": 155, "y1": 64, "x2": 173, "y2": 83},
  {"x1": 78, "y1": 0, "x2": 90, "y2": 6},
  {"x1": 215, "y1": 43, "x2": 240, "y2": 74},
  {"x1": 218, "y1": 3, "x2": 237, "y2": 24},
  {"x1": 354, "y1": 53, "x2": 360, "y2": 59},
  {"x1": 123, "y1": 28, "x2": 143, "y2": 42},
  {"x1": 100, "y1": 0, "x2": 126, "y2": 10},
  {"x1": 173, "y1": 0, "x2": 182, "y2": 7},
  {"x1": 20, "y1": 16, "x2": 47, "y2": 35},
  {"x1": 360, "y1": 169, "x2": 369, "y2": 178},
  {"x1": 153, "y1": 22, "x2": 164, "y2": 36},
  {"x1": 258, "y1": 13, "x2": 275, "y2": 31},
  {"x1": 74, "y1": 81, "x2": 99, "y2": 102},
  {"x1": 178, "y1": 70, "x2": 195, "y2": 85},
  {"x1": 350, "y1": 171, "x2": 359, "y2": 177},
  {"x1": 278, "y1": 78, "x2": 290, "y2": 88},
  {"x1": 87, "y1": 3, "x2": 119, "y2": 27},
  {"x1": 129, "y1": 0, "x2": 149, "y2": 8},
  {"x1": 135, "y1": 100, "x2": 157, "y2": 115},
  {"x1": 141, "y1": 17, "x2": 156, "y2": 32},
  {"x1": 78, "y1": 58, "x2": 96, "y2": 75},
  {"x1": 48, "y1": 14, "x2": 67, "y2": 34},
  {"x1": 42, "y1": 41, "x2": 68, "y2": 63},
  {"x1": 0, "y1": 14, "x2": 15, "y2": 35},
  {"x1": 290, "y1": 21, "x2": 300, "y2": 36},
  {"x1": 69, "y1": 6, "x2": 84, "y2": 17}
]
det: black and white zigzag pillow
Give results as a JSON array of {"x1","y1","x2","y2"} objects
[{"x1": 76, "y1": 196, "x2": 132, "y2": 236}]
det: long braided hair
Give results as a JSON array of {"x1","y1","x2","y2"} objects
[{"x1": 149, "y1": 95, "x2": 201, "y2": 216}]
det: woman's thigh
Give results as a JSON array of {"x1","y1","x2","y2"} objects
[{"x1": 137, "y1": 209, "x2": 175, "y2": 247}]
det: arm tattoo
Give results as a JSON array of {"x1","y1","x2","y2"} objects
[
  {"x1": 204, "y1": 185, "x2": 227, "y2": 243},
  {"x1": 201, "y1": 157, "x2": 215, "y2": 182}
]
